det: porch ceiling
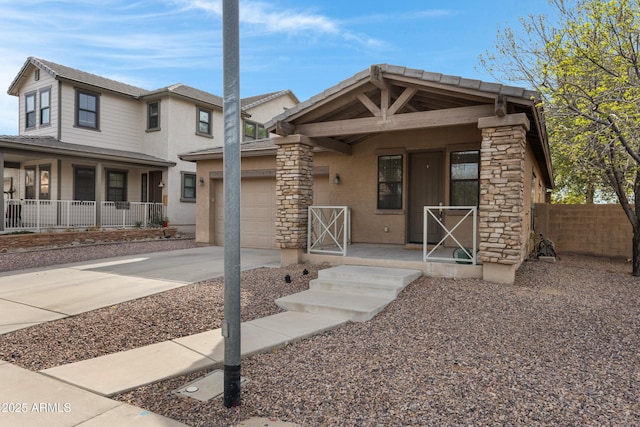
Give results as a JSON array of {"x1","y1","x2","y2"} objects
[{"x1": 266, "y1": 64, "x2": 553, "y2": 188}]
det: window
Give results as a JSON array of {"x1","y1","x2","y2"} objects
[
  {"x1": 25, "y1": 92, "x2": 36, "y2": 129},
  {"x1": 74, "y1": 167, "x2": 95, "y2": 201},
  {"x1": 243, "y1": 120, "x2": 268, "y2": 141},
  {"x1": 39, "y1": 165, "x2": 51, "y2": 200},
  {"x1": 147, "y1": 101, "x2": 160, "y2": 130},
  {"x1": 76, "y1": 89, "x2": 99, "y2": 129},
  {"x1": 25, "y1": 167, "x2": 36, "y2": 199},
  {"x1": 181, "y1": 172, "x2": 196, "y2": 201},
  {"x1": 40, "y1": 88, "x2": 50, "y2": 126},
  {"x1": 197, "y1": 107, "x2": 212, "y2": 136},
  {"x1": 377, "y1": 155, "x2": 403, "y2": 210},
  {"x1": 450, "y1": 150, "x2": 480, "y2": 206},
  {"x1": 106, "y1": 170, "x2": 127, "y2": 202}
]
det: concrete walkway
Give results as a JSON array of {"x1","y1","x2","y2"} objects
[
  {"x1": 0, "y1": 246, "x2": 281, "y2": 426},
  {"x1": 0, "y1": 247, "x2": 421, "y2": 426}
]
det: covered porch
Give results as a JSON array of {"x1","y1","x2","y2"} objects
[
  {"x1": 268, "y1": 65, "x2": 552, "y2": 285},
  {"x1": 1, "y1": 135, "x2": 175, "y2": 232}
]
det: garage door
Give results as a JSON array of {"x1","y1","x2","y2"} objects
[
  {"x1": 213, "y1": 175, "x2": 329, "y2": 249},
  {"x1": 214, "y1": 178, "x2": 277, "y2": 249}
]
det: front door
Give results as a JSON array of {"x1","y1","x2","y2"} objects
[
  {"x1": 148, "y1": 171, "x2": 163, "y2": 203},
  {"x1": 408, "y1": 151, "x2": 443, "y2": 244}
]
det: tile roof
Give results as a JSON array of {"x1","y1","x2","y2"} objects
[
  {"x1": 179, "y1": 139, "x2": 276, "y2": 161},
  {"x1": 143, "y1": 83, "x2": 224, "y2": 108},
  {"x1": 266, "y1": 64, "x2": 540, "y2": 129},
  {"x1": 241, "y1": 90, "x2": 299, "y2": 110}
]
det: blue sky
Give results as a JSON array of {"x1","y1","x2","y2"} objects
[{"x1": 0, "y1": 0, "x2": 555, "y2": 135}]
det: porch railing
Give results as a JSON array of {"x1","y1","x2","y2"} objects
[
  {"x1": 308, "y1": 206, "x2": 351, "y2": 256},
  {"x1": 424, "y1": 206, "x2": 478, "y2": 265},
  {"x1": 3, "y1": 199, "x2": 165, "y2": 231}
]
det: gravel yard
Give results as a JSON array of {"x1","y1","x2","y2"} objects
[{"x1": 1, "y1": 240, "x2": 639, "y2": 426}]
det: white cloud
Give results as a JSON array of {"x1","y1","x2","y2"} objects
[{"x1": 167, "y1": 0, "x2": 384, "y2": 47}]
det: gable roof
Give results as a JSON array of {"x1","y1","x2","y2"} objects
[
  {"x1": 266, "y1": 64, "x2": 540, "y2": 129},
  {"x1": 0, "y1": 135, "x2": 176, "y2": 167},
  {"x1": 241, "y1": 90, "x2": 299, "y2": 110},
  {"x1": 7, "y1": 57, "x2": 148, "y2": 97},
  {"x1": 7, "y1": 57, "x2": 226, "y2": 109},
  {"x1": 265, "y1": 64, "x2": 552, "y2": 188},
  {"x1": 143, "y1": 83, "x2": 224, "y2": 109}
]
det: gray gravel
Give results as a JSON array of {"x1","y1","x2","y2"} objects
[{"x1": 1, "y1": 240, "x2": 639, "y2": 426}]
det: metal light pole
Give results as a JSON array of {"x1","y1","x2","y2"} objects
[{"x1": 222, "y1": 0, "x2": 241, "y2": 408}]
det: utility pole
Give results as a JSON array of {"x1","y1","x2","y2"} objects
[{"x1": 222, "y1": 0, "x2": 241, "y2": 408}]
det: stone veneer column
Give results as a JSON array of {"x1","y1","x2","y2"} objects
[
  {"x1": 477, "y1": 113, "x2": 530, "y2": 284},
  {"x1": 275, "y1": 137, "x2": 314, "y2": 266}
]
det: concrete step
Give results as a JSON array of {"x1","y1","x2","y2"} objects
[
  {"x1": 275, "y1": 290, "x2": 392, "y2": 322},
  {"x1": 309, "y1": 277, "x2": 404, "y2": 298},
  {"x1": 318, "y1": 265, "x2": 422, "y2": 287}
]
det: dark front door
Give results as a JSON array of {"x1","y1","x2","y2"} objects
[
  {"x1": 148, "y1": 171, "x2": 163, "y2": 203},
  {"x1": 408, "y1": 151, "x2": 443, "y2": 244}
]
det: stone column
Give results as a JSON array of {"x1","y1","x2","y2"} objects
[
  {"x1": 477, "y1": 113, "x2": 530, "y2": 284},
  {"x1": 275, "y1": 136, "x2": 314, "y2": 266}
]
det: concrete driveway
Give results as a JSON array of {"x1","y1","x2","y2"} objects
[{"x1": 0, "y1": 246, "x2": 280, "y2": 334}]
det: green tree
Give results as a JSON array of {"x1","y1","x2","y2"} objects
[{"x1": 482, "y1": 0, "x2": 640, "y2": 275}]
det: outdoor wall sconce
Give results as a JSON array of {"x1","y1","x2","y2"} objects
[
  {"x1": 333, "y1": 174, "x2": 341, "y2": 184},
  {"x1": 158, "y1": 180, "x2": 165, "y2": 188},
  {"x1": 199, "y1": 177, "x2": 205, "y2": 186}
]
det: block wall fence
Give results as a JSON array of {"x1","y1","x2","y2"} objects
[{"x1": 534, "y1": 203, "x2": 631, "y2": 259}]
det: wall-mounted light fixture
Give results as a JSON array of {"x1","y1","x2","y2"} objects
[
  {"x1": 199, "y1": 177, "x2": 205, "y2": 186},
  {"x1": 158, "y1": 180, "x2": 165, "y2": 188},
  {"x1": 333, "y1": 174, "x2": 341, "y2": 185}
]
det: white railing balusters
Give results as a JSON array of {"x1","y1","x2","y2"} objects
[{"x1": 3, "y1": 199, "x2": 165, "y2": 231}]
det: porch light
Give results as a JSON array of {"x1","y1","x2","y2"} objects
[
  {"x1": 333, "y1": 174, "x2": 341, "y2": 185},
  {"x1": 199, "y1": 177, "x2": 205, "y2": 186},
  {"x1": 158, "y1": 180, "x2": 165, "y2": 188}
]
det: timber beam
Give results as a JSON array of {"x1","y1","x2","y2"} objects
[{"x1": 295, "y1": 104, "x2": 495, "y2": 138}]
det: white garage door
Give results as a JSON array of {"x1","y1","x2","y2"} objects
[{"x1": 213, "y1": 175, "x2": 329, "y2": 249}]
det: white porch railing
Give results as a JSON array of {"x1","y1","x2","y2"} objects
[
  {"x1": 100, "y1": 202, "x2": 165, "y2": 228},
  {"x1": 3, "y1": 199, "x2": 165, "y2": 231},
  {"x1": 424, "y1": 206, "x2": 478, "y2": 265},
  {"x1": 308, "y1": 206, "x2": 351, "y2": 256}
]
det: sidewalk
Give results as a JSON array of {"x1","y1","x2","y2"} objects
[
  {"x1": 0, "y1": 246, "x2": 286, "y2": 426},
  {"x1": 1, "y1": 310, "x2": 345, "y2": 427}
]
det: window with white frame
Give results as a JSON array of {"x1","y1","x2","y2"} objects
[
  {"x1": 197, "y1": 107, "x2": 212, "y2": 136},
  {"x1": 25, "y1": 92, "x2": 36, "y2": 129},
  {"x1": 39, "y1": 88, "x2": 50, "y2": 126},
  {"x1": 450, "y1": 150, "x2": 480, "y2": 206},
  {"x1": 181, "y1": 172, "x2": 196, "y2": 201},
  {"x1": 76, "y1": 89, "x2": 99, "y2": 129}
]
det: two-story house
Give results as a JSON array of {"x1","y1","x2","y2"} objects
[{"x1": 1, "y1": 57, "x2": 298, "y2": 232}]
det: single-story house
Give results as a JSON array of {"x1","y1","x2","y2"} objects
[{"x1": 180, "y1": 64, "x2": 553, "y2": 284}]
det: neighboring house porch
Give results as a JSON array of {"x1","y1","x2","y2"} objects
[{"x1": 1, "y1": 135, "x2": 174, "y2": 232}]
